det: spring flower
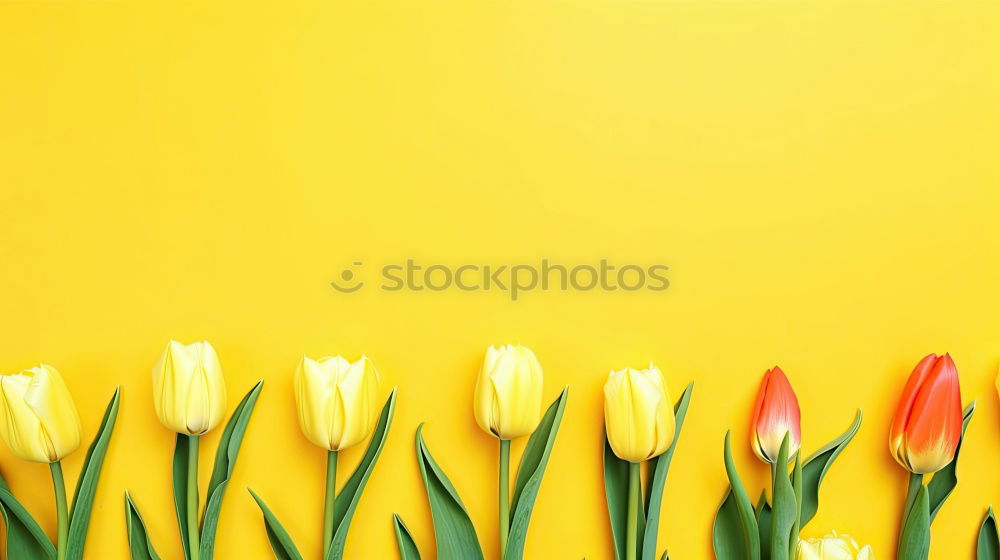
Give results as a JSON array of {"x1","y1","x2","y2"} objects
[
  {"x1": 295, "y1": 355, "x2": 380, "y2": 451},
  {"x1": 751, "y1": 366, "x2": 801, "y2": 463},
  {"x1": 474, "y1": 344, "x2": 544, "y2": 440},
  {"x1": 0, "y1": 365, "x2": 82, "y2": 463},
  {"x1": 604, "y1": 363, "x2": 675, "y2": 463},
  {"x1": 796, "y1": 531, "x2": 873, "y2": 560},
  {"x1": 152, "y1": 340, "x2": 227, "y2": 435},
  {"x1": 889, "y1": 353, "x2": 962, "y2": 474}
]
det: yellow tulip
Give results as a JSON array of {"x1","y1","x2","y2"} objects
[
  {"x1": 0, "y1": 365, "x2": 82, "y2": 463},
  {"x1": 152, "y1": 340, "x2": 227, "y2": 435},
  {"x1": 796, "y1": 532, "x2": 873, "y2": 560},
  {"x1": 473, "y1": 344, "x2": 544, "y2": 440},
  {"x1": 294, "y1": 355, "x2": 380, "y2": 452},
  {"x1": 604, "y1": 364, "x2": 675, "y2": 463}
]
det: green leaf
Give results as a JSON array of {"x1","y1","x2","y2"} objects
[
  {"x1": 754, "y1": 491, "x2": 772, "y2": 560},
  {"x1": 928, "y1": 402, "x2": 976, "y2": 522},
  {"x1": 125, "y1": 493, "x2": 161, "y2": 560},
  {"x1": 899, "y1": 484, "x2": 930, "y2": 560},
  {"x1": 328, "y1": 390, "x2": 398, "y2": 560},
  {"x1": 505, "y1": 387, "x2": 569, "y2": 560},
  {"x1": 248, "y1": 489, "x2": 303, "y2": 560},
  {"x1": 769, "y1": 437, "x2": 796, "y2": 560},
  {"x1": 0, "y1": 470, "x2": 56, "y2": 560},
  {"x1": 799, "y1": 409, "x2": 862, "y2": 528},
  {"x1": 172, "y1": 434, "x2": 193, "y2": 560},
  {"x1": 604, "y1": 436, "x2": 644, "y2": 560},
  {"x1": 415, "y1": 425, "x2": 484, "y2": 560},
  {"x1": 641, "y1": 383, "x2": 693, "y2": 560},
  {"x1": 200, "y1": 380, "x2": 264, "y2": 560},
  {"x1": 66, "y1": 387, "x2": 121, "y2": 560},
  {"x1": 393, "y1": 513, "x2": 422, "y2": 560},
  {"x1": 712, "y1": 432, "x2": 760, "y2": 560},
  {"x1": 978, "y1": 507, "x2": 999, "y2": 560}
]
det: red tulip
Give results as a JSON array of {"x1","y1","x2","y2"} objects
[
  {"x1": 889, "y1": 353, "x2": 963, "y2": 474},
  {"x1": 750, "y1": 366, "x2": 802, "y2": 463}
]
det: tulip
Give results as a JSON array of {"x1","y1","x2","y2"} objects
[
  {"x1": 0, "y1": 364, "x2": 83, "y2": 560},
  {"x1": 0, "y1": 364, "x2": 81, "y2": 463},
  {"x1": 473, "y1": 344, "x2": 544, "y2": 559},
  {"x1": 294, "y1": 354, "x2": 380, "y2": 557},
  {"x1": 604, "y1": 363, "x2": 675, "y2": 560},
  {"x1": 889, "y1": 353, "x2": 962, "y2": 474},
  {"x1": 473, "y1": 344, "x2": 544, "y2": 440},
  {"x1": 750, "y1": 366, "x2": 801, "y2": 464},
  {"x1": 796, "y1": 531, "x2": 874, "y2": 560},
  {"x1": 152, "y1": 340, "x2": 227, "y2": 436},
  {"x1": 294, "y1": 355, "x2": 381, "y2": 452}
]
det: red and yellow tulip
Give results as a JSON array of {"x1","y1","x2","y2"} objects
[
  {"x1": 750, "y1": 366, "x2": 801, "y2": 463},
  {"x1": 889, "y1": 353, "x2": 963, "y2": 474}
]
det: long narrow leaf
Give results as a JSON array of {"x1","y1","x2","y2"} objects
[
  {"x1": 641, "y1": 382, "x2": 693, "y2": 560},
  {"x1": 200, "y1": 381, "x2": 264, "y2": 560},
  {"x1": 605, "y1": 436, "x2": 644, "y2": 560},
  {"x1": 0, "y1": 471, "x2": 56, "y2": 560},
  {"x1": 125, "y1": 493, "x2": 161, "y2": 560},
  {"x1": 978, "y1": 507, "x2": 999, "y2": 560},
  {"x1": 769, "y1": 437, "x2": 796, "y2": 560},
  {"x1": 799, "y1": 409, "x2": 862, "y2": 527},
  {"x1": 928, "y1": 402, "x2": 975, "y2": 522},
  {"x1": 328, "y1": 390, "x2": 398, "y2": 559},
  {"x1": 249, "y1": 489, "x2": 303, "y2": 560},
  {"x1": 415, "y1": 425, "x2": 484, "y2": 560},
  {"x1": 172, "y1": 434, "x2": 193, "y2": 560},
  {"x1": 66, "y1": 387, "x2": 121, "y2": 560},
  {"x1": 505, "y1": 387, "x2": 569, "y2": 560},
  {"x1": 900, "y1": 484, "x2": 931, "y2": 560},
  {"x1": 393, "y1": 513, "x2": 422, "y2": 560},
  {"x1": 712, "y1": 432, "x2": 760, "y2": 560}
]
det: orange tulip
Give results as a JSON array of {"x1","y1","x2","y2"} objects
[
  {"x1": 889, "y1": 353, "x2": 963, "y2": 474},
  {"x1": 750, "y1": 366, "x2": 801, "y2": 463}
]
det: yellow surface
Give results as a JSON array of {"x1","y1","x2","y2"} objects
[{"x1": 1, "y1": 1, "x2": 999, "y2": 558}]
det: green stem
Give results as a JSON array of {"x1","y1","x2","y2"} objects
[
  {"x1": 627, "y1": 462, "x2": 640, "y2": 560},
  {"x1": 323, "y1": 450, "x2": 339, "y2": 558},
  {"x1": 898, "y1": 472, "x2": 924, "y2": 558},
  {"x1": 187, "y1": 435, "x2": 200, "y2": 560},
  {"x1": 769, "y1": 461, "x2": 777, "y2": 501},
  {"x1": 499, "y1": 439, "x2": 511, "y2": 560},
  {"x1": 49, "y1": 462, "x2": 68, "y2": 560}
]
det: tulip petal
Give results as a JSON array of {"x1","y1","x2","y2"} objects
[
  {"x1": 896, "y1": 355, "x2": 963, "y2": 474},
  {"x1": 751, "y1": 367, "x2": 801, "y2": 463}
]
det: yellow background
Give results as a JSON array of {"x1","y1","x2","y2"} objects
[{"x1": 1, "y1": 0, "x2": 999, "y2": 558}]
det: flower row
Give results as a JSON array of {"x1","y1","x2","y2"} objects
[{"x1": 0, "y1": 342, "x2": 994, "y2": 560}]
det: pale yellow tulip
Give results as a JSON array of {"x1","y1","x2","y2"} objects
[
  {"x1": 797, "y1": 532, "x2": 874, "y2": 560},
  {"x1": 294, "y1": 355, "x2": 380, "y2": 452},
  {"x1": 473, "y1": 344, "x2": 544, "y2": 440},
  {"x1": 152, "y1": 340, "x2": 227, "y2": 435},
  {"x1": 0, "y1": 364, "x2": 82, "y2": 463},
  {"x1": 604, "y1": 363, "x2": 675, "y2": 463}
]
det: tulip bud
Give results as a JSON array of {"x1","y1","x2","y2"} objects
[
  {"x1": 473, "y1": 344, "x2": 544, "y2": 440},
  {"x1": 294, "y1": 355, "x2": 380, "y2": 452},
  {"x1": 750, "y1": 366, "x2": 801, "y2": 464},
  {"x1": 0, "y1": 365, "x2": 82, "y2": 463},
  {"x1": 795, "y1": 531, "x2": 873, "y2": 560},
  {"x1": 152, "y1": 340, "x2": 227, "y2": 436},
  {"x1": 889, "y1": 353, "x2": 963, "y2": 474},
  {"x1": 603, "y1": 364, "x2": 675, "y2": 463}
]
